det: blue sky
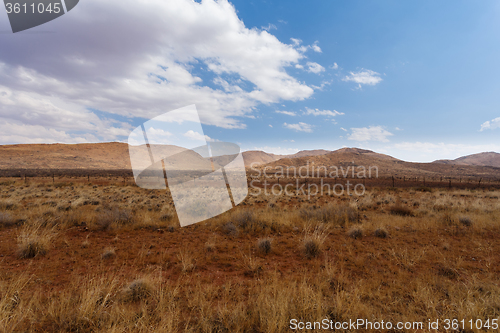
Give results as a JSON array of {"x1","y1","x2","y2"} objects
[{"x1": 0, "y1": 0, "x2": 499, "y2": 161}]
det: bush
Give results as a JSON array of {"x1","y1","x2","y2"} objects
[
  {"x1": 95, "y1": 207, "x2": 134, "y2": 230},
  {"x1": 389, "y1": 204, "x2": 413, "y2": 217},
  {"x1": 459, "y1": 216, "x2": 473, "y2": 227},
  {"x1": 101, "y1": 247, "x2": 116, "y2": 260},
  {"x1": 347, "y1": 226, "x2": 363, "y2": 239},
  {"x1": 17, "y1": 226, "x2": 55, "y2": 259},
  {"x1": 257, "y1": 238, "x2": 272, "y2": 255},
  {"x1": 222, "y1": 222, "x2": 238, "y2": 236},
  {"x1": 0, "y1": 212, "x2": 15, "y2": 228},
  {"x1": 122, "y1": 279, "x2": 153, "y2": 302},
  {"x1": 299, "y1": 204, "x2": 358, "y2": 226},
  {"x1": 374, "y1": 227, "x2": 388, "y2": 238},
  {"x1": 303, "y1": 228, "x2": 327, "y2": 258}
]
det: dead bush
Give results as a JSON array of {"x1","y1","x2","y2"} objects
[
  {"x1": 389, "y1": 204, "x2": 413, "y2": 217},
  {"x1": 121, "y1": 279, "x2": 153, "y2": 303},
  {"x1": 17, "y1": 224, "x2": 56, "y2": 259},
  {"x1": 374, "y1": 227, "x2": 388, "y2": 238},
  {"x1": 257, "y1": 238, "x2": 272, "y2": 255},
  {"x1": 0, "y1": 212, "x2": 16, "y2": 228},
  {"x1": 347, "y1": 226, "x2": 363, "y2": 239},
  {"x1": 459, "y1": 216, "x2": 473, "y2": 227}
]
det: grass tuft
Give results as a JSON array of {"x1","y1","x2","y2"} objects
[
  {"x1": 257, "y1": 238, "x2": 272, "y2": 255},
  {"x1": 347, "y1": 226, "x2": 363, "y2": 239}
]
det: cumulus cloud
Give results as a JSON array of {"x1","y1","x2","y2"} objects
[
  {"x1": 0, "y1": 0, "x2": 315, "y2": 143},
  {"x1": 348, "y1": 126, "x2": 393, "y2": 142},
  {"x1": 275, "y1": 110, "x2": 297, "y2": 116},
  {"x1": 342, "y1": 69, "x2": 382, "y2": 87},
  {"x1": 311, "y1": 41, "x2": 322, "y2": 53},
  {"x1": 306, "y1": 62, "x2": 325, "y2": 74},
  {"x1": 480, "y1": 117, "x2": 500, "y2": 131},
  {"x1": 284, "y1": 122, "x2": 313, "y2": 133},
  {"x1": 183, "y1": 130, "x2": 217, "y2": 142},
  {"x1": 305, "y1": 107, "x2": 344, "y2": 117},
  {"x1": 330, "y1": 63, "x2": 339, "y2": 70}
]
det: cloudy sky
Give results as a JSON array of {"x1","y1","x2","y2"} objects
[{"x1": 0, "y1": 0, "x2": 499, "y2": 162}]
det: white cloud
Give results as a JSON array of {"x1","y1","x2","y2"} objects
[
  {"x1": 290, "y1": 38, "x2": 302, "y2": 46},
  {"x1": 312, "y1": 41, "x2": 322, "y2": 53},
  {"x1": 275, "y1": 110, "x2": 297, "y2": 116},
  {"x1": 342, "y1": 69, "x2": 382, "y2": 87},
  {"x1": 306, "y1": 62, "x2": 325, "y2": 74},
  {"x1": 390, "y1": 142, "x2": 500, "y2": 162},
  {"x1": 305, "y1": 107, "x2": 344, "y2": 117},
  {"x1": 295, "y1": 64, "x2": 304, "y2": 69},
  {"x1": 348, "y1": 126, "x2": 393, "y2": 142},
  {"x1": 284, "y1": 122, "x2": 313, "y2": 133},
  {"x1": 261, "y1": 23, "x2": 277, "y2": 31},
  {"x1": 340, "y1": 127, "x2": 347, "y2": 132},
  {"x1": 330, "y1": 63, "x2": 339, "y2": 70},
  {"x1": 480, "y1": 117, "x2": 500, "y2": 131},
  {"x1": 142, "y1": 127, "x2": 174, "y2": 145},
  {"x1": 183, "y1": 130, "x2": 217, "y2": 142},
  {"x1": 0, "y1": 0, "x2": 315, "y2": 143},
  {"x1": 269, "y1": 124, "x2": 273, "y2": 128},
  {"x1": 0, "y1": 85, "x2": 130, "y2": 143},
  {"x1": 248, "y1": 146, "x2": 299, "y2": 155},
  {"x1": 0, "y1": 122, "x2": 94, "y2": 144}
]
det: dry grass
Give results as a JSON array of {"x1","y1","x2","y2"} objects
[
  {"x1": 16, "y1": 223, "x2": 56, "y2": 259},
  {"x1": 0, "y1": 179, "x2": 500, "y2": 332},
  {"x1": 257, "y1": 237, "x2": 272, "y2": 255},
  {"x1": 302, "y1": 227, "x2": 328, "y2": 258},
  {"x1": 347, "y1": 225, "x2": 363, "y2": 239}
]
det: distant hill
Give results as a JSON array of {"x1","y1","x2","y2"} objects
[
  {"x1": 242, "y1": 149, "x2": 332, "y2": 167},
  {"x1": 435, "y1": 152, "x2": 500, "y2": 168},
  {"x1": 255, "y1": 147, "x2": 500, "y2": 179},
  {"x1": 0, "y1": 143, "x2": 499, "y2": 180}
]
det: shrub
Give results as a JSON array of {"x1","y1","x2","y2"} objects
[
  {"x1": 17, "y1": 225, "x2": 55, "y2": 259},
  {"x1": 299, "y1": 204, "x2": 358, "y2": 226},
  {"x1": 389, "y1": 204, "x2": 413, "y2": 217},
  {"x1": 347, "y1": 226, "x2": 363, "y2": 239},
  {"x1": 257, "y1": 238, "x2": 272, "y2": 255},
  {"x1": 234, "y1": 211, "x2": 257, "y2": 230},
  {"x1": 177, "y1": 248, "x2": 196, "y2": 273},
  {"x1": 95, "y1": 207, "x2": 134, "y2": 230},
  {"x1": 441, "y1": 212, "x2": 456, "y2": 226},
  {"x1": 101, "y1": 247, "x2": 116, "y2": 260},
  {"x1": 222, "y1": 222, "x2": 238, "y2": 236},
  {"x1": 205, "y1": 239, "x2": 216, "y2": 252},
  {"x1": 459, "y1": 216, "x2": 473, "y2": 227},
  {"x1": 0, "y1": 212, "x2": 15, "y2": 228},
  {"x1": 374, "y1": 227, "x2": 388, "y2": 238},
  {"x1": 122, "y1": 279, "x2": 153, "y2": 302},
  {"x1": 303, "y1": 228, "x2": 327, "y2": 258}
]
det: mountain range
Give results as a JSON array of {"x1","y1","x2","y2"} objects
[{"x1": 0, "y1": 143, "x2": 498, "y2": 178}]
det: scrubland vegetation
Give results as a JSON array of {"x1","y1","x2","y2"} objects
[{"x1": 0, "y1": 178, "x2": 500, "y2": 332}]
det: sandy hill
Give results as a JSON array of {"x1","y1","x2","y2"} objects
[
  {"x1": 256, "y1": 148, "x2": 500, "y2": 179},
  {"x1": 0, "y1": 142, "x2": 214, "y2": 171},
  {"x1": 1, "y1": 143, "x2": 499, "y2": 179},
  {"x1": 0, "y1": 142, "x2": 131, "y2": 170},
  {"x1": 435, "y1": 152, "x2": 500, "y2": 168},
  {"x1": 242, "y1": 149, "x2": 331, "y2": 166}
]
